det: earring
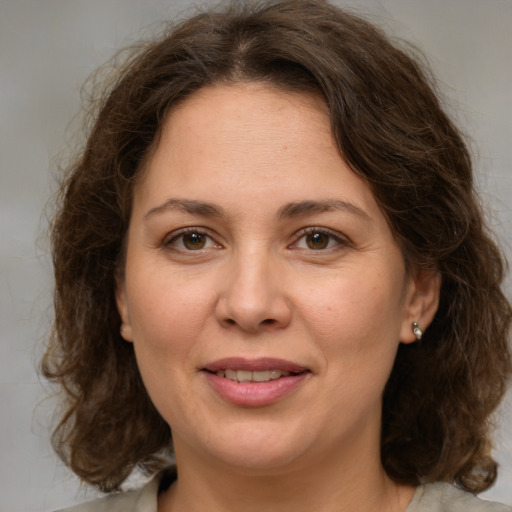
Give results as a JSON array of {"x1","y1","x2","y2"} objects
[{"x1": 412, "y1": 322, "x2": 423, "y2": 341}]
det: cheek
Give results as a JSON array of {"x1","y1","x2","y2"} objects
[
  {"x1": 125, "y1": 270, "x2": 215, "y2": 424},
  {"x1": 297, "y1": 263, "x2": 406, "y2": 403},
  {"x1": 125, "y1": 265, "x2": 217, "y2": 355},
  {"x1": 299, "y1": 274, "x2": 404, "y2": 418},
  {"x1": 299, "y1": 268, "x2": 405, "y2": 345}
]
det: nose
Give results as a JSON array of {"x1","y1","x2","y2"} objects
[{"x1": 215, "y1": 251, "x2": 292, "y2": 333}]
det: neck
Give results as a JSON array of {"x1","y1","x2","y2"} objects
[{"x1": 159, "y1": 428, "x2": 415, "y2": 512}]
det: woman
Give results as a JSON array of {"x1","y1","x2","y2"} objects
[{"x1": 42, "y1": 0, "x2": 512, "y2": 510}]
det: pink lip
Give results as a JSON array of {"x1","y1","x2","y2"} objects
[
  {"x1": 202, "y1": 357, "x2": 310, "y2": 407},
  {"x1": 203, "y1": 357, "x2": 308, "y2": 373}
]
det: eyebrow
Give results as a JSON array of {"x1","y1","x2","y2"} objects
[
  {"x1": 277, "y1": 199, "x2": 372, "y2": 223},
  {"x1": 144, "y1": 198, "x2": 226, "y2": 219},
  {"x1": 144, "y1": 197, "x2": 372, "y2": 223}
]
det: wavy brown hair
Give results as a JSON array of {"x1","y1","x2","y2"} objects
[{"x1": 42, "y1": 0, "x2": 511, "y2": 494}]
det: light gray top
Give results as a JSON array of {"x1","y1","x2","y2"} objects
[
  {"x1": 407, "y1": 483, "x2": 511, "y2": 512},
  {"x1": 58, "y1": 473, "x2": 511, "y2": 512}
]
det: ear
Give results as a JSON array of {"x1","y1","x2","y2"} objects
[
  {"x1": 115, "y1": 275, "x2": 134, "y2": 342},
  {"x1": 400, "y1": 268, "x2": 441, "y2": 344}
]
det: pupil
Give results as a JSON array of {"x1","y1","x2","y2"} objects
[
  {"x1": 307, "y1": 232, "x2": 328, "y2": 250},
  {"x1": 184, "y1": 232, "x2": 205, "y2": 249}
]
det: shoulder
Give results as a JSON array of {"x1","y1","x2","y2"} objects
[
  {"x1": 408, "y1": 482, "x2": 511, "y2": 512},
  {"x1": 55, "y1": 470, "x2": 167, "y2": 512},
  {"x1": 56, "y1": 488, "x2": 149, "y2": 512}
]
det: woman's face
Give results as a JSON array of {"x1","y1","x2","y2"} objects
[{"x1": 117, "y1": 83, "x2": 437, "y2": 472}]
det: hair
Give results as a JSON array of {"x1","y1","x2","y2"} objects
[{"x1": 42, "y1": 0, "x2": 511, "y2": 494}]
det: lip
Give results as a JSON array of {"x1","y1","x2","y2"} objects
[
  {"x1": 202, "y1": 357, "x2": 310, "y2": 407},
  {"x1": 203, "y1": 357, "x2": 309, "y2": 373}
]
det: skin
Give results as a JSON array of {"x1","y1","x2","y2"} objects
[{"x1": 116, "y1": 83, "x2": 440, "y2": 512}]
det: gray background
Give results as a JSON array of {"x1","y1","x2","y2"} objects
[{"x1": 1, "y1": 0, "x2": 511, "y2": 511}]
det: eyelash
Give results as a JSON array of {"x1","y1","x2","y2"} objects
[
  {"x1": 163, "y1": 226, "x2": 351, "y2": 252},
  {"x1": 291, "y1": 227, "x2": 351, "y2": 251},
  {"x1": 163, "y1": 227, "x2": 221, "y2": 252}
]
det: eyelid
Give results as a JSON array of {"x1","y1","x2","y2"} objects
[
  {"x1": 162, "y1": 225, "x2": 350, "y2": 252},
  {"x1": 163, "y1": 227, "x2": 222, "y2": 251},
  {"x1": 290, "y1": 226, "x2": 352, "y2": 250}
]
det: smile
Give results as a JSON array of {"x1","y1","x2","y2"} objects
[
  {"x1": 214, "y1": 369, "x2": 292, "y2": 382},
  {"x1": 202, "y1": 358, "x2": 310, "y2": 406}
]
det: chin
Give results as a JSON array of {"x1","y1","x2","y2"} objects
[
  {"x1": 211, "y1": 443, "x2": 308, "y2": 474},
  {"x1": 177, "y1": 418, "x2": 315, "y2": 473}
]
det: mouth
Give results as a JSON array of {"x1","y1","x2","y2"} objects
[
  {"x1": 203, "y1": 357, "x2": 309, "y2": 380},
  {"x1": 202, "y1": 358, "x2": 310, "y2": 406},
  {"x1": 210, "y1": 369, "x2": 294, "y2": 383}
]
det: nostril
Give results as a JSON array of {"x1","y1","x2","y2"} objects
[{"x1": 223, "y1": 318, "x2": 275, "y2": 328}]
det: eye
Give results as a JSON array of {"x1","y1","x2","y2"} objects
[
  {"x1": 165, "y1": 229, "x2": 219, "y2": 251},
  {"x1": 304, "y1": 232, "x2": 331, "y2": 250},
  {"x1": 293, "y1": 228, "x2": 348, "y2": 251}
]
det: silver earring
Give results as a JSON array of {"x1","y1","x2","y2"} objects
[{"x1": 412, "y1": 322, "x2": 423, "y2": 341}]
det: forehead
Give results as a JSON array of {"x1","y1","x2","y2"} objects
[
  {"x1": 155, "y1": 82, "x2": 333, "y2": 168},
  {"x1": 133, "y1": 83, "x2": 384, "y2": 226}
]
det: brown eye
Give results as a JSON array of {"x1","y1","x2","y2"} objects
[
  {"x1": 305, "y1": 232, "x2": 330, "y2": 250},
  {"x1": 165, "y1": 228, "x2": 220, "y2": 253},
  {"x1": 292, "y1": 228, "x2": 348, "y2": 252},
  {"x1": 182, "y1": 232, "x2": 207, "y2": 250}
]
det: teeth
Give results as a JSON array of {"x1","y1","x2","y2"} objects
[
  {"x1": 225, "y1": 369, "x2": 237, "y2": 381},
  {"x1": 236, "y1": 370, "x2": 252, "y2": 382},
  {"x1": 252, "y1": 370, "x2": 270, "y2": 382},
  {"x1": 214, "y1": 369, "x2": 292, "y2": 382}
]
